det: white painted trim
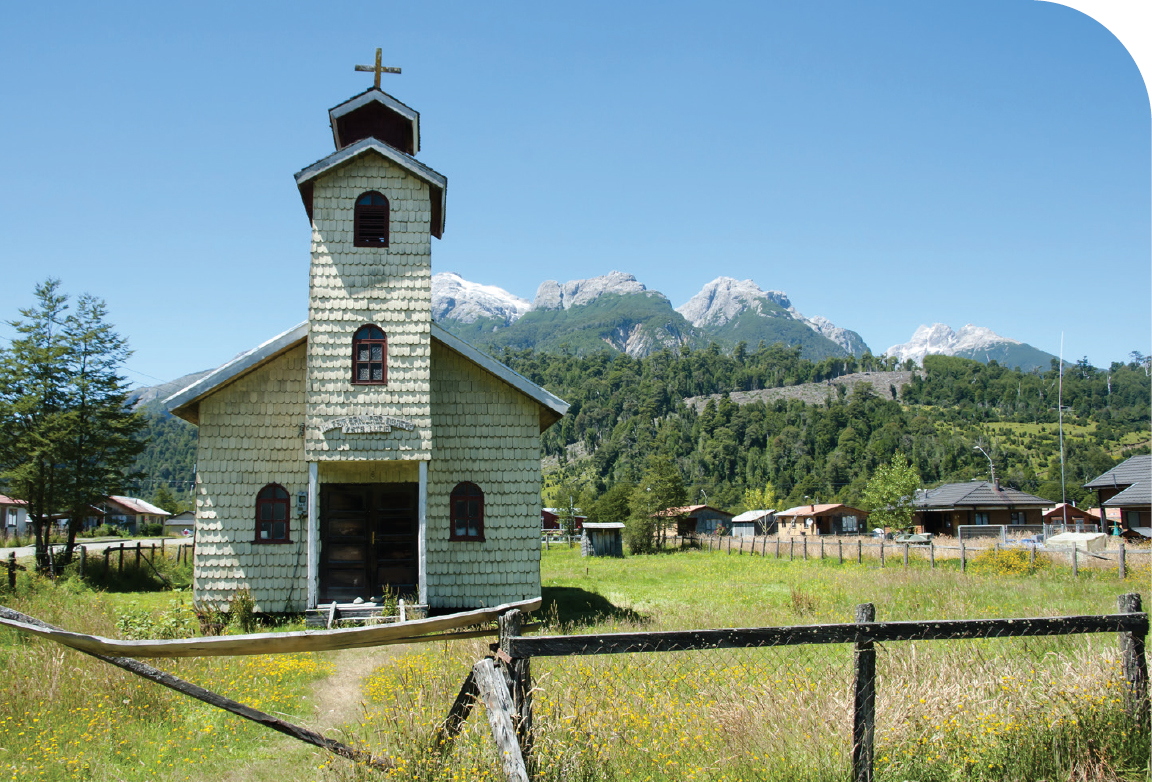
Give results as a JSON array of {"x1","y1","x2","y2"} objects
[
  {"x1": 164, "y1": 321, "x2": 308, "y2": 416},
  {"x1": 418, "y1": 460, "x2": 428, "y2": 606},
  {"x1": 430, "y1": 323, "x2": 570, "y2": 418},
  {"x1": 307, "y1": 462, "x2": 319, "y2": 609},
  {"x1": 294, "y1": 137, "x2": 446, "y2": 192}
]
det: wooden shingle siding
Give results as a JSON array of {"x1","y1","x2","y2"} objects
[
  {"x1": 427, "y1": 342, "x2": 542, "y2": 609},
  {"x1": 305, "y1": 153, "x2": 432, "y2": 462},
  {"x1": 194, "y1": 344, "x2": 309, "y2": 612}
]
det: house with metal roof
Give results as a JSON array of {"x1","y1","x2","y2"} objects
[
  {"x1": 1, "y1": 495, "x2": 28, "y2": 537},
  {"x1": 658, "y1": 504, "x2": 735, "y2": 536},
  {"x1": 165, "y1": 73, "x2": 568, "y2": 614},
  {"x1": 775, "y1": 504, "x2": 868, "y2": 536},
  {"x1": 911, "y1": 481, "x2": 1050, "y2": 536},
  {"x1": 1085, "y1": 455, "x2": 1151, "y2": 537},
  {"x1": 730, "y1": 509, "x2": 776, "y2": 537}
]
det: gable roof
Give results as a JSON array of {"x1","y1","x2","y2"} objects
[
  {"x1": 1085, "y1": 455, "x2": 1151, "y2": 491},
  {"x1": 0, "y1": 495, "x2": 27, "y2": 507},
  {"x1": 913, "y1": 481, "x2": 1050, "y2": 510},
  {"x1": 328, "y1": 88, "x2": 420, "y2": 153},
  {"x1": 106, "y1": 496, "x2": 170, "y2": 517},
  {"x1": 732, "y1": 509, "x2": 774, "y2": 522},
  {"x1": 776, "y1": 503, "x2": 868, "y2": 517},
  {"x1": 1105, "y1": 481, "x2": 1152, "y2": 508},
  {"x1": 294, "y1": 137, "x2": 447, "y2": 238},
  {"x1": 165, "y1": 322, "x2": 568, "y2": 431},
  {"x1": 657, "y1": 504, "x2": 734, "y2": 518}
]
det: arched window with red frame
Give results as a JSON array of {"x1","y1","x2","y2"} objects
[
  {"x1": 354, "y1": 191, "x2": 389, "y2": 247},
  {"x1": 255, "y1": 484, "x2": 291, "y2": 543},
  {"x1": 450, "y1": 482, "x2": 484, "y2": 542},
  {"x1": 352, "y1": 325, "x2": 387, "y2": 384}
]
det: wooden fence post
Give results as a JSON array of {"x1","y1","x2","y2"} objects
[
  {"x1": 498, "y1": 609, "x2": 534, "y2": 765},
  {"x1": 820, "y1": 539, "x2": 825, "y2": 560},
  {"x1": 1072, "y1": 546, "x2": 1078, "y2": 578},
  {"x1": 472, "y1": 658, "x2": 531, "y2": 782},
  {"x1": 790, "y1": 539, "x2": 795, "y2": 561},
  {"x1": 929, "y1": 541, "x2": 935, "y2": 569},
  {"x1": 103, "y1": 546, "x2": 110, "y2": 576},
  {"x1": 1117, "y1": 593, "x2": 1149, "y2": 723},
  {"x1": 118, "y1": 544, "x2": 124, "y2": 574},
  {"x1": 1030, "y1": 544, "x2": 1035, "y2": 569},
  {"x1": 7, "y1": 552, "x2": 14, "y2": 590},
  {"x1": 775, "y1": 539, "x2": 780, "y2": 559},
  {"x1": 727, "y1": 536, "x2": 732, "y2": 555},
  {"x1": 79, "y1": 546, "x2": 86, "y2": 579},
  {"x1": 960, "y1": 540, "x2": 965, "y2": 574},
  {"x1": 136, "y1": 541, "x2": 142, "y2": 570},
  {"x1": 903, "y1": 543, "x2": 909, "y2": 569},
  {"x1": 839, "y1": 539, "x2": 843, "y2": 564},
  {"x1": 857, "y1": 539, "x2": 862, "y2": 565},
  {"x1": 1119, "y1": 541, "x2": 1126, "y2": 580},
  {"x1": 879, "y1": 542, "x2": 885, "y2": 568},
  {"x1": 852, "y1": 603, "x2": 877, "y2": 782},
  {"x1": 803, "y1": 538, "x2": 808, "y2": 561}
]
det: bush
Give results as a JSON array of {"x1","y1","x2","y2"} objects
[
  {"x1": 625, "y1": 514, "x2": 655, "y2": 554},
  {"x1": 86, "y1": 524, "x2": 125, "y2": 538},
  {"x1": 140, "y1": 522, "x2": 164, "y2": 537},
  {"x1": 115, "y1": 599, "x2": 197, "y2": 640}
]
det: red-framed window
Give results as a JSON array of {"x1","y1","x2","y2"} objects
[
  {"x1": 255, "y1": 484, "x2": 291, "y2": 543},
  {"x1": 450, "y1": 482, "x2": 484, "y2": 542},
  {"x1": 354, "y1": 191, "x2": 389, "y2": 247},
  {"x1": 352, "y1": 325, "x2": 387, "y2": 384}
]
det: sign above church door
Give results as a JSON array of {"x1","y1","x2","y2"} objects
[{"x1": 322, "y1": 415, "x2": 416, "y2": 435}]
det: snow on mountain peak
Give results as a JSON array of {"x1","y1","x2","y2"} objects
[
  {"x1": 532, "y1": 271, "x2": 661, "y2": 311},
  {"x1": 675, "y1": 277, "x2": 791, "y2": 327},
  {"x1": 431, "y1": 272, "x2": 531, "y2": 325},
  {"x1": 886, "y1": 323, "x2": 1021, "y2": 366}
]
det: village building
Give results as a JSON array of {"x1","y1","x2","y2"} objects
[
  {"x1": 1, "y1": 495, "x2": 27, "y2": 537},
  {"x1": 1085, "y1": 455, "x2": 1151, "y2": 537},
  {"x1": 1041, "y1": 503, "x2": 1101, "y2": 529},
  {"x1": 775, "y1": 504, "x2": 868, "y2": 536},
  {"x1": 91, "y1": 496, "x2": 171, "y2": 534},
  {"x1": 730, "y1": 509, "x2": 776, "y2": 537},
  {"x1": 166, "y1": 62, "x2": 568, "y2": 613},
  {"x1": 664, "y1": 504, "x2": 735, "y2": 536},
  {"x1": 910, "y1": 481, "x2": 1048, "y2": 536},
  {"x1": 541, "y1": 507, "x2": 585, "y2": 533}
]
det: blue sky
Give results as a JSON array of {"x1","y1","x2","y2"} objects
[{"x1": 0, "y1": 1, "x2": 1147, "y2": 386}]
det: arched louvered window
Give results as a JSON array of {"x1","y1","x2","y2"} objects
[
  {"x1": 450, "y1": 482, "x2": 484, "y2": 542},
  {"x1": 255, "y1": 484, "x2": 291, "y2": 543},
  {"x1": 352, "y1": 325, "x2": 387, "y2": 384},
  {"x1": 354, "y1": 191, "x2": 389, "y2": 247}
]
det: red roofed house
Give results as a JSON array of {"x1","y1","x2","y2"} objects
[
  {"x1": 775, "y1": 504, "x2": 869, "y2": 536},
  {"x1": 90, "y1": 496, "x2": 171, "y2": 535},
  {"x1": 1, "y1": 495, "x2": 28, "y2": 537}
]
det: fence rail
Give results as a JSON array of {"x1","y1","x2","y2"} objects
[{"x1": 464, "y1": 595, "x2": 1150, "y2": 782}]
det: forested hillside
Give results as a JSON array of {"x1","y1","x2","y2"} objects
[
  {"x1": 502, "y1": 344, "x2": 1150, "y2": 513},
  {"x1": 128, "y1": 401, "x2": 196, "y2": 500}
]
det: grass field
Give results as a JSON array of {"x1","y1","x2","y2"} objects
[{"x1": 0, "y1": 545, "x2": 1148, "y2": 781}]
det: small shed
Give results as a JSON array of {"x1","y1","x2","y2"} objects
[
  {"x1": 165, "y1": 510, "x2": 196, "y2": 534},
  {"x1": 581, "y1": 522, "x2": 624, "y2": 557},
  {"x1": 731, "y1": 509, "x2": 775, "y2": 537}
]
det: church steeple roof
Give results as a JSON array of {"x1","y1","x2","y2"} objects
[{"x1": 328, "y1": 88, "x2": 420, "y2": 155}]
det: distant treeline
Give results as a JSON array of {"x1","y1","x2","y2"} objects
[{"x1": 500, "y1": 343, "x2": 1150, "y2": 512}]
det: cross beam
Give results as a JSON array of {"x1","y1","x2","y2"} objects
[{"x1": 355, "y1": 48, "x2": 401, "y2": 89}]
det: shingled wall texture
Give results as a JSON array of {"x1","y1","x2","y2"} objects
[
  {"x1": 426, "y1": 341, "x2": 543, "y2": 608},
  {"x1": 194, "y1": 344, "x2": 309, "y2": 612},
  {"x1": 305, "y1": 153, "x2": 432, "y2": 462}
]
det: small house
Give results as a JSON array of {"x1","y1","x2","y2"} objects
[
  {"x1": 910, "y1": 481, "x2": 1049, "y2": 536},
  {"x1": 1041, "y1": 503, "x2": 1101, "y2": 529},
  {"x1": 541, "y1": 508, "x2": 586, "y2": 533},
  {"x1": 664, "y1": 505, "x2": 735, "y2": 536},
  {"x1": 1084, "y1": 455, "x2": 1151, "y2": 537},
  {"x1": 775, "y1": 504, "x2": 867, "y2": 536},
  {"x1": 580, "y1": 522, "x2": 624, "y2": 557},
  {"x1": 165, "y1": 510, "x2": 196, "y2": 534},
  {"x1": 94, "y1": 496, "x2": 171, "y2": 534},
  {"x1": 730, "y1": 509, "x2": 775, "y2": 537},
  {"x1": 0, "y1": 495, "x2": 28, "y2": 536}
]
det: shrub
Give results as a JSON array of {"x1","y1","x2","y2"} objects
[
  {"x1": 115, "y1": 599, "x2": 197, "y2": 640},
  {"x1": 969, "y1": 546, "x2": 1046, "y2": 577},
  {"x1": 139, "y1": 522, "x2": 164, "y2": 537}
]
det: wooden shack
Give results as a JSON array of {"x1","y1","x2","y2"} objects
[{"x1": 580, "y1": 522, "x2": 624, "y2": 557}]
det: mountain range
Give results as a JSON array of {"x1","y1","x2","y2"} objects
[{"x1": 430, "y1": 271, "x2": 1058, "y2": 370}]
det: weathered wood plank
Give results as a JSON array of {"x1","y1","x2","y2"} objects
[
  {"x1": 433, "y1": 670, "x2": 478, "y2": 753},
  {"x1": 1119, "y1": 594, "x2": 1150, "y2": 722},
  {"x1": 508, "y1": 612, "x2": 1149, "y2": 657},
  {"x1": 499, "y1": 609, "x2": 534, "y2": 763},
  {"x1": 0, "y1": 606, "x2": 392, "y2": 770},
  {"x1": 0, "y1": 597, "x2": 542, "y2": 658},
  {"x1": 852, "y1": 603, "x2": 876, "y2": 782},
  {"x1": 472, "y1": 658, "x2": 530, "y2": 782}
]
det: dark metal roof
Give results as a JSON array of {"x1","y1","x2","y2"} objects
[
  {"x1": 913, "y1": 481, "x2": 1050, "y2": 510},
  {"x1": 1104, "y1": 481, "x2": 1152, "y2": 507},
  {"x1": 1084, "y1": 455, "x2": 1151, "y2": 490}
]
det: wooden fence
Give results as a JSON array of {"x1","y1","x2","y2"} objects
[
  {"x1": 446, "y1": 595, "x2": 1150, "y2": 782},
  {"x1": 4, "y1": 540, "x2": 194, "y2": 586},
  {"x1": 666, "y1": 534, "x2": 1150, "y2": 579}
]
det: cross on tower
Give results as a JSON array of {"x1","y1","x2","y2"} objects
[{"x1": 355, "y1": 48, "x2": 401, "y2": 89}]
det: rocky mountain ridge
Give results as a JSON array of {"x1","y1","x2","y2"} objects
[{"x1": 885, "y1": 323, "x2": 1057, "y2": 371}]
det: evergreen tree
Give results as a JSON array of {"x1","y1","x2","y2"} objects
[{"x1": 0, "y1": 280, "x2": 146, "y2": 569}]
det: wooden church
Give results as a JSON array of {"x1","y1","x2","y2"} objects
[{"x1": 167, "y1": 56, "x2": 568, "y2": 613}]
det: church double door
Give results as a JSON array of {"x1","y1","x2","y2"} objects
[{"x1": 319, "y1": 483, "x2": 418, "y2": 603}]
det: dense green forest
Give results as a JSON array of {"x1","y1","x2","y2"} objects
[
  {"x1": 500, "y1": 344, "x2": 1150, "y2": 513},
  {"x1": 126, "y1": 344, "x2": 1150, "y2": 517}
]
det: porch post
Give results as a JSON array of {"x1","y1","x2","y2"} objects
[
  {"x1": 418, "y1": 459, "x2": 428, "y2": 606},
  {"x1": 307, "y1": 462, "x2": 319, "y2": 609}
]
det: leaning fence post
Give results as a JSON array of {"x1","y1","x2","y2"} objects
[
  {"x1": 852, "y1": 603, "x2": 877, "y2": 782},
  {"x1": 472, "y1": 657, "x2": 530, "y2": 782},
  {"x1": 498, "y1": 609, "x2": 534, "y2": 765},
  {"x1": 1119, "y1": 541, "x2": 1126, "y2": 580},
  {"x1": 1117, "y1": 593, "x2": 1149, "y2": 723}
]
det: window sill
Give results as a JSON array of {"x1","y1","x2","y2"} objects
[{"x1": 253, "y1": 538, "x2": 294, "y2": 545}]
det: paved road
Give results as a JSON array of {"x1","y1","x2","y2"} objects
[{"x1": 0, "y1": 537, "x2": 190, "y2": 559}]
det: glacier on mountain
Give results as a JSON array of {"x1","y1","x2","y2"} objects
[
  {"x1": 885, "y1": 323, "x2": 1021, "y2": 366},
  {"x1": 431, "y1": 272, "x2": 530, "y2": 326}
]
